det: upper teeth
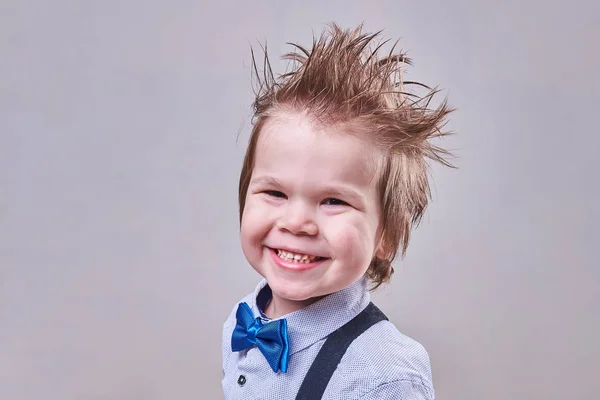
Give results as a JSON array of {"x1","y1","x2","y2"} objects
[{"x1": 276, "y1": 249, "x2": 318, "y2": 263}]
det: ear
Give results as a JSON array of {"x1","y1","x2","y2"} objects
[
  {"x1": 374, "y1": 231, "x2": 388, "y2": 260},
  {"x1": 375, "y1": 245, "x2": 387, "y2": 260}
]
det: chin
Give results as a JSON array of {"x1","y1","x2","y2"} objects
[{"x1": 268, "y1": 278, "x2": 325, "y2": 302}]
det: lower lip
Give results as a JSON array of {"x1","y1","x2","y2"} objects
[{"x1": 268, "y1": 248, "x2": 326, "y2": 272}]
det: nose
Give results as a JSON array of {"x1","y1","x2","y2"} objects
[{"x1": 277, "y1": 201, "x2": 318, "y2": 236}]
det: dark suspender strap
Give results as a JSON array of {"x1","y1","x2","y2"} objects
[{"x1": 295, "y1": 302, "x2": 388, "y2": 400}]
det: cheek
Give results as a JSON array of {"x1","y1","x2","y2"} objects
[
  {"x1": 240, "y1": 197, "x2": 273, "y2": 248},
  {"x1": 325, "y1": 217, "x2": 377, "y2": 265}
]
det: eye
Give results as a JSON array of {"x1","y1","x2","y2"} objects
[
  {"x1": 322, "y1": 198, "x2": 349, "y2": 206},
  {"x1": 264, "y1": 190, "x2": 287, "y2": 199}
]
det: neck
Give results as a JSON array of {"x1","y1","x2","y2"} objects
[{"x1": 264, "y1": 293, "x2": 325, "y2": 319}]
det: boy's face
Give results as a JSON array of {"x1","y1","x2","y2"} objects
[{"x1": 240, "y1": 111, "x2": 383, "y2": 314}]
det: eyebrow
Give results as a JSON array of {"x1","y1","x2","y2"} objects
[
  {"x1": 320, "y1": 186, "x2": 365, "y2": 204},
  {"x1": 249, "y1": 176, "x2": 284, "y2": 188}
]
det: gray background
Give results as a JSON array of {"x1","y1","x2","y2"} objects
[{"x1": 1, "y1": 0, "x2": 599, "y2": 399}]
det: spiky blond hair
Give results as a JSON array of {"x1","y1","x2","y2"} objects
[{"x1": 239, "y1": 23, "x2": 454, "y2": 288}]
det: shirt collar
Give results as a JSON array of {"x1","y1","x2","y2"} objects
[{"x1": 249, "y1": 276, "x2": 371, "y2": 356}]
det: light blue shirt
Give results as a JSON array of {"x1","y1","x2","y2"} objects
[{"x1": 222, "y1": 277, "x2": 435, "y2": 399}]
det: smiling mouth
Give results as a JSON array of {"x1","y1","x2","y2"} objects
[{"x1": 273, "y1": 248, "x2": 326, "y2": 264}]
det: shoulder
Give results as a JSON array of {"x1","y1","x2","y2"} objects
[
  {"x1": 328, "y1": 319, "x2": 434, "y2": 399},
  {"x1": 351, "y1": 320, "x2": 433, "y2": 385}
]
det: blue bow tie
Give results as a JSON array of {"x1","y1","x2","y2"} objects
[{"x1": 231, "y1": 302, "x2": 290, "y2": 373}]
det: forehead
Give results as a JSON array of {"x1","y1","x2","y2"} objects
[{"x1": 254, "y1": 112, "x2": 380, "y2": 185}]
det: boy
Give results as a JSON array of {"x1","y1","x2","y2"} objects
[{"x1": 222, "y1": 23, "x2": 453, "y2": 399}]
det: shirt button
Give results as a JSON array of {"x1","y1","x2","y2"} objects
[{"x1": 237, "y1": 375, "x2": 246, "y2": 386}]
